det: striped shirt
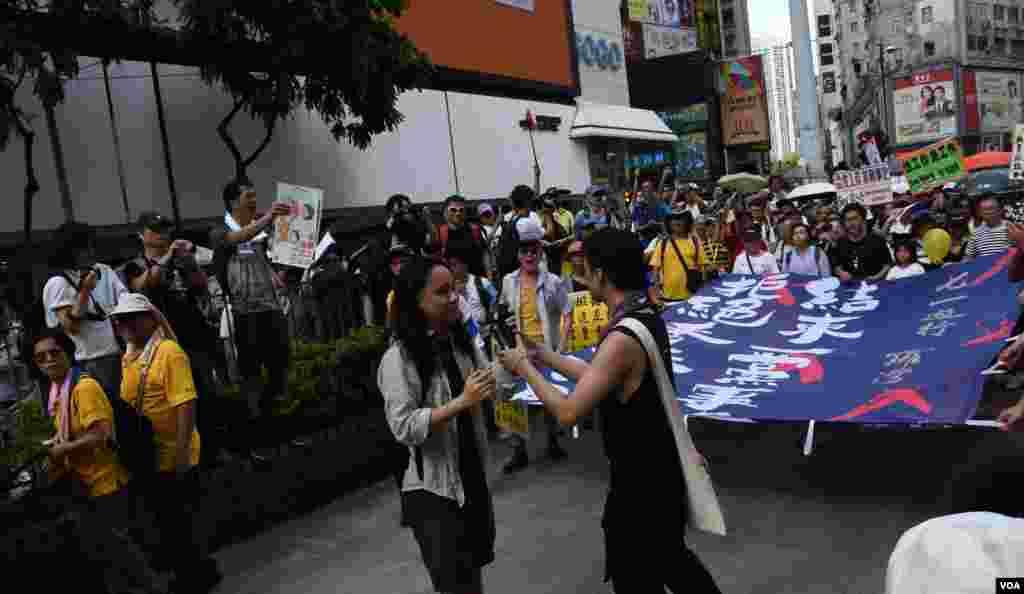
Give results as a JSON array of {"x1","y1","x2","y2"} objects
[{"x1": 966, "y1": 223, "x2": 1011, "y2": 259}]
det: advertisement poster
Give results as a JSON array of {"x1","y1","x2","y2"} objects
[
  {"x1": 1010, "y1": 124, "x2": 1024, "y2": 182},
  {"x1": 659, "y1": 104, "x2": 708, "y2": 179},
  {"x1": 642, "y1": 24, "x2": 698, "y2": 58},
  {"x1": 720, "y1": 56, "x2": 771, "y2": 146},
  {"x1": 893, "y1": 68, "x2": 958, "y2": 146},
  {"x1": 271, "y1": 182, "x2": 323, "y2": 269},
  {"x1": 898, "y1": 137, "x2": 967, "y2": 194},
  {"x1": 973, "y1": 70, "x2": 1022, "y2": 133},
  {"x1": 833, "y1": 163, "x2": 894, "y2": 207},
  {"x1": 628, "y1": 0, "x2": 695, "y2": 27}
]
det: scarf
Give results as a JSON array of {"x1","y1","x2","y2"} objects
[
  {"x1": 225, "y1": 211, "x2": 267, "y2": 243},
  {"x1": 50, "y1": 370, "x2": 75, "y2": 444}
]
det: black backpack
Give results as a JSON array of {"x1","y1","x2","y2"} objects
[
  {"x1": 496, "y1": 215, "x2": 523, "y2": 279},
  {"x1": 104, "y1": 344, "x2": 160, "y2": 481}
]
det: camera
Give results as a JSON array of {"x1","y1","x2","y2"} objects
[
  {"x1": 389, "y1": 208, "x2": 430, "y2": 255},
  {"x1": 483, "y1": 303, "x2": 517, "y2": 351}
]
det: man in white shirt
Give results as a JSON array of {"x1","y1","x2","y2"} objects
[
  {"x1": 732, "y1": 228, "x2": 781, "y2": 275},
  {"x1": 42, "y1": 222, "x2": 130, "y2": 399}
]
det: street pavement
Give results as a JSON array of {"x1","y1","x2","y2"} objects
[{"x1": 210, "y1": 420, "x2": 996, "y2": 594}]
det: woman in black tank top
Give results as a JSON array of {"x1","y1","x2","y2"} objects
[{"x1": 497, "y1": 229, "x2": 719, "y2": 593}]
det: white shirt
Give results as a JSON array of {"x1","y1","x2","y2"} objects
[
  {"x1": 457, "y1": 274, "x2": 495, "y2": 327},
  {"x1": 732, "y1": 251, "x2": 781, "y2": 275},
  {"x1": 42, "y1": 263, "x2": 128, "y2": 361},
  {"x1": 886, "y1": 263, "x2": 926, "y2": 281}
]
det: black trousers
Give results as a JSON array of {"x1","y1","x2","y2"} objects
[
  {"x1": 144, "y1": 469, "x2": 207, "y2": 578},
  {"x1": 232, "y1": 310, "x2": 290, "y2": 427}
]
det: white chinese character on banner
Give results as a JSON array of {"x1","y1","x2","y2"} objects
[
  {"x1": 935, "y1": 272, "x2": 970, "y2": 293},
  {"x1": 683, "y1": 384, "x2": 771, "y2": 413},
  {"x1": 780, "y1": 314, "x2": 864, "y2": 344},
  {"x1": 684, "y1": 296, "x2": 721, "y2": 320},
  {"x1": 840, "y1": 282, "x2": 881, "y2": 314},
  {"x1": 666, "y1": 322, "x2": 735, "y2": 346},
  {"x1": 714, "y1": 278, "x2": 759, "y2": 299},
  {"x1": 802, "y1": 277, "x2": 840, "y2": 310}
]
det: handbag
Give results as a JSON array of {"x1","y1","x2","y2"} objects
[
  {"x1": 615, "y1": 317, "x2": 727, "y2": 536},
  {"x1": 660, "y1": 236, "x2": 704, "y2": 295}
]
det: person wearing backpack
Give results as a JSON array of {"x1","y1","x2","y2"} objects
[
  {"x1": 780, "y1": 223, "x2": 831, "y2": 277},
  {"x1": 496, "y1": 186, "x2": 543, "y2": 280},
  {"x1": 438, "y1": 195, "x2": 487, "y2": 276},
  {"x1": 42, "y1": 222, "x2": 130, "y2": 402},
  {"x1": 111, "y1": 293, "x2": 221, "y2": 594},
  {"x1": 647, "y1": 209, "x2": 705, "y2": 303},
  {"x1": 30, "y1": 327, "x2": 164, "y2": 594}
]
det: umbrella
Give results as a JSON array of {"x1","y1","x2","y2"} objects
[
  {"x1": 718, "y1": 173, "x2": 768, "y2": 193},
  {"x1": 787, "y1": 182, "x2": 838, "y2": 201},
  {"x1": 965, "y1": 151, "x2": 1011, "y2": 172}
]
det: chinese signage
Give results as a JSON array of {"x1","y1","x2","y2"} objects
[
  {"x1": 628, "y1": 0, "x2": 695, "y2": 27},
  {"x1": 566, "y1": 291, "x2": 610, "y2": 352},
  {"x1": 720, "y1": 56, "x2": 771, "y2": 146},
  {"x1": 642, "y1": 24, "x2": 698, "y2": 58},
  {"x1": 271, "y1": 182, "x2": 323, "y2": 269},
  {"x1": 898, "y1": 137, "x2": 967, "y2": 194},
  {"x1": 833, "y1": 163, "x2": 894, "y2": 207},
  {"x1": 963, "y1": 70, "x2": 1022, "y2": 134},
  {"x1": 495, "y1": 0, "x2": 533, "y2": 12},
  {"x1": 1011, "y1": 124, "x2": 1024, "y2": 182},
  {"x1": 893, "y1": 68, "x2": 958, "y2": 146},
  {"x1": 514, "y1": 256, "x2": 1018, "y2": 424}
]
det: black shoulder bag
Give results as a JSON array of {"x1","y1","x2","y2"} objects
[{"x1": 660, "y1": 236, "x2": 704, "y2": 295}]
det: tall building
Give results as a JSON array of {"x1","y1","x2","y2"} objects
[
  {"x1": 755, "y1": 44, "x2": 799, "y2": 162},
  {"x1": 719, "y1": 0, "x2": 753, "y2": 57},
  {"x1": 815, "y1": 0, "x2": 846, "y2": 167}
]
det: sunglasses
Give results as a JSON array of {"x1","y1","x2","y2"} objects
[
  {"x1": 518, "y1": 245, "x2": 541, "y2": 256},
  {"x1": 447, "y1": 207, "x2": 465, "y2": 214},
  {"x1": 33, "y1": 348, "x2": 66, "y2": 364}
]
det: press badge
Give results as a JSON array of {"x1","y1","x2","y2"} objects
[{"x1": 237, "y1": 241, "x2": 256, "y2": 255}]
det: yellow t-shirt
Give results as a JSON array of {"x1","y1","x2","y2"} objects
[
  {"x1": 121, "y1": 341, "x2": 201, "y2": 472},
  {"x1": 519, "y1": 283, "x2": 546, "y2": 344},
  {"x1": 387, "y1": 290, "x2": 395, "y2": 316},
  {"x1": 649, "y1": 236, "x2": 702, "y2": 301},
  {"x1": 53, "y1": 377, "x2": 130, "y2": 497}
]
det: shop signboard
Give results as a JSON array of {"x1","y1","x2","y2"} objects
[
  {"x1": 627, "y1": 0, "x2": 695, "y2": 28},
  {"x1": 963, "y1": 70, "x2": 1022, "y2": 134},
  {"x1": 642, "y1": 24, "x2": 698, "y2": 58},
  {"x1": 897, "y1": 137, "x2": 967, "y2": 195},
  {"x1": 575, "y1": 29, "x2": 625, "y2": 72},
  {"x1": 720, "y1": 55, "x2": 771, "y2": 146},
  {"x1": 892, "y1": 68, "x2": 958, "y2": 146},
  {"x1": 833, "y1": 163, "x2": 893, "y2": 207}
]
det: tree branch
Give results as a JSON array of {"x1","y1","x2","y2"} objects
[
  {"x1": 242, "y1": 117, "x2": 275, "y2": 169},
  {"x1": 216, "y1": 99, "x2": 245, "y2": 177}
]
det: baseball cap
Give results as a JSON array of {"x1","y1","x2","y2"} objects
[
  {"x1": 137, "y1": 211, "x2": 173, "y2": 232},
  {"x1": 516, "y1": 218, "x2": 545, "y2": 244},
  {"x1": 110, "y1": 293, "x2": 157, "y2": 317}
]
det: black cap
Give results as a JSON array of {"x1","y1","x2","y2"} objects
[{"x1": 137, "y1": 211, "x2": 173, "y2": 231}]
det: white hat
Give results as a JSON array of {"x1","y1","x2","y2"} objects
[
  {"x1": 110, "y1": 293, "x2": 157, "y2": 317},
  {"x1": 885, "y1": 512, "x2": 1024, "y2": 594},
  {"x1": 516, "y1": 218, "x2": 545, "y2": 243}
]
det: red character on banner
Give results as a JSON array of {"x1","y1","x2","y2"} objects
[{"x1": 829, "y1": 389, "x2": 933, "y2": 421}]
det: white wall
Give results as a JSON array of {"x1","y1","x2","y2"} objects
[
  {"x1": 571, "y1": 0, "x2": 630, "y2": 105},
  {"x1": 0, "y1": 59, "x2": 589, "y2": 235}
]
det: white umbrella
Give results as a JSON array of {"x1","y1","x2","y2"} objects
[{"x1": 787, "y1": 182, "x2": 838, "y2": 201}]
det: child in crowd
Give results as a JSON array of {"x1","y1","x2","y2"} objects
[{"x1": 886, "y1": 240, "x2": 926, "y2": 281}]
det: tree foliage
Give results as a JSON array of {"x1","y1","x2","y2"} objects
[{"x1": 171, "y1": 0, "x2": 434, "y2": 183}]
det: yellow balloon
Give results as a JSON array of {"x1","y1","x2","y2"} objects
[{"x1": 923, "y1": 228, "x2": 951, "y2": 264}]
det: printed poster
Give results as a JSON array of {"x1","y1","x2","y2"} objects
[
  {"x1": 643, "y1": 24, "x2": 698, "y2": 58},
  {"x1": 893, "y1": 68, "x2": 958, "y2": 146},
  {"x1": 833, "y1": 163, "x2": 894, "y2": 206},
  {"x1": 271, "y1": 182, "x2": 323, "y2": 269},
  {"x1": 720, "y1": 56, "x2": 771, "y2": 146},
  {"x1": 966, "y1": 70, "x2": 1022, "y2": 133},
  {"x1": 566, "y1": 291, "x2": 610, "y2": 352},
  {"x1": 898, "y1": 137, "x2": 967, "y2": 195},
  {"x1": 513, "y1": 255, "x2": 1018, "y2": 425},
  {"x1": 628, "y1": 0, "x2": 695, "y2": 27}
]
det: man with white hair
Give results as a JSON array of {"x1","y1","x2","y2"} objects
[{"x1": 497, "y1": 217, "x2": 571, "y2": 474}]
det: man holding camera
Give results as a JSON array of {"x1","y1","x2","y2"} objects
[
  {"x1": 43, "y1": 222, "x2": 130, "y2": 400},
  {"x1": 121, "y1": 212, "x2": 224, "y2": 468}
]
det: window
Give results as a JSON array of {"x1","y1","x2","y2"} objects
[
  {"x1": 820, "y1": 42, "x2": 835, "y2": 66},
  {"x1": 853, "y1": 59, "x2": 862, "y2": 75},
  {"x1": 924, "y1": 41, "x2": 936, "y2": 57},
  {"x1": 995, "y1": 37, "x2": 1007, "y2": 53},
  {"x1": 995, "y1": 5, "x2": 1006, "y2": 21},
  {"x1": 921, "y1": 6, "x2": 933, "y2": 24},
  {"x1": 818, "y1": 14, "x2": 832, "y2": 37},
  {"x1": 851, "y1": 20, "x2": 859, "y2": 33},
  {"x1": 823, "y1": 72, "x2": 836, "y2": 94},
  {"x1": 722, "y1": 8, "x2": 735, "y2": 27},
  {"x1": 853, "y1": 41, "x2": 860, "y2": 54},
  {"x1": 1010, "y1": 7, "x2": 1019, "y2": 24},
  {"x1": 891, "y1": 47, "x2": 904, "y2": 63},
  {"x1": 891, "y1": 20, "x2": 901, "y2": 34}
]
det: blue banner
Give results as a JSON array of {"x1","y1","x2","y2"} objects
[{"x1": 513, "y1": 253, "x2": 1019, "y2": 424}]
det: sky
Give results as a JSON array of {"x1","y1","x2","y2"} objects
[{"x1": 748, "y1": 0, "x2": 813, "y2": 50}]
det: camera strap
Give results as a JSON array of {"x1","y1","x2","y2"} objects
[{"x1": 61, "y1": 271, "x2": 108, "y2": 321}]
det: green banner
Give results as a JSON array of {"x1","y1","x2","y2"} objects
[{"x1": 898, "y1": 137, "x2": 967, "y2": 194}]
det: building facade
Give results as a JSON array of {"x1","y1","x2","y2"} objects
[
  {"x1": 720, "y1": 0, "x2": 753, "y2": 58},
  {"x1": 755, "y1": 44, "x2": 800, "y2": 162},
  {"x1": 815, "y1": 0, "x2": 847, "y2": 167}
]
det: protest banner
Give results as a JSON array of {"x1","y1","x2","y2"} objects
[
  {"x1": 1011, "y1": 124, "x2": 1024, "y2": 182},
  {"x1": 271, "y1": 182, "x2": 323, "y2": 269},
  {"x1": 565, "y1": 291, "x2": 610, "y2": 352},
  {"x1": 833, "y1": 163, "x2": 894, "y2": 207},
  {"x1": 898, "y1": 137, "x2": 967, "y2": 194},
  {"x1": 513, "y1": 254, "x2": 1018, "y2": 425}
]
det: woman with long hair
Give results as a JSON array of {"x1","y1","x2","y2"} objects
[{"x1": 379, "y1": 257, "x2": 497, "y2": 594}]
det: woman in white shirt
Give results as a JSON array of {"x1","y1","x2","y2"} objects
[
  {"x1": 780, "y1": 223, "x2": 832, "y2": 277},
  {"x1": 732, "y1": 228, "x2": 781, "y2": 275}
]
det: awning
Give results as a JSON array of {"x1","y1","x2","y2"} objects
[{"x1": 569, "y1": 99, "x2": 679, "y2": 143}]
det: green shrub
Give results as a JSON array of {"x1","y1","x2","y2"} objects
[{"x1": 1, "y1": 398, "x2": 51, "y2": 473}]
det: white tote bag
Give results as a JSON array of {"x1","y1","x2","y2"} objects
[{"x1": 616, "y1": 317, "x2": 727, "y2": 536}]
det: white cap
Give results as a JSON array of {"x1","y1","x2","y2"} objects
[
  {"x1": 885, "y1": 512, "x2": 1024, "y2": 594},
  {"x1": 110, "y1": 293, "x2": 156, "y2": 317},
  {"x1": 516, "y1": 218, "x2": 545, "y2": 243}
]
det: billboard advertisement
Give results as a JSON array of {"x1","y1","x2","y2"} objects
[
  {"x1": 963, "y1": 70, "x2": 1022, "y2": 134},
  {"x1": 720, "y1": 56, "x2": 771, "y2": 146},
  {"x1": 893, "y1": 68, "x2": 958, "y2": 146},
  {"x1": 695, "y1": 0, "x2": 721, "y2": 55},
  {"x1": 660, "y1": 104, "x2": 708, "y2": 179},
  {"x1": 643, "y1": 24, "x2": 698, "y2": 58},
  {"x1": 628, "y1": 0, "x2": 696, "y2": 27},
  {"x1": 396, "y1": 0, "x2": 574, "y2": 89}
]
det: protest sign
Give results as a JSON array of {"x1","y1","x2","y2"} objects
[
  {"x1": 1010, "y1": 124, "x2": 1024, "y2": 182},
  {"x1": 513, "y1": 254, "x2": 1018, "y2": 425},
  {"x1": 898, "y1": 137, "x2": 967, "y2": 194},
  {"x1": 495, "y1": 399, "x2": 529, "y2": 436},
  {"x1": 566, "y1": 291, "x2": 610, "y2": 352},
  {"x1": 833, "y1": 163, "x2": 894, "y2": 206},
  {"x1": 271, "y1": 182, "x2": 323, "y2": 269}
]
